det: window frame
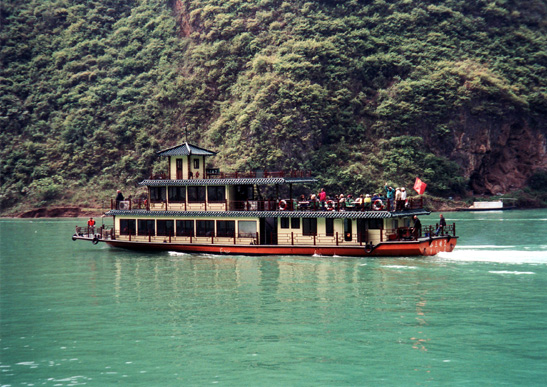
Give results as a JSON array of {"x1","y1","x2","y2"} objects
[
  {"x1": 216, "y1": 220, "x2": 235, "y2": 238},
  {"x1": 157, "y1": 220, "x2": 174, "y2": 237},
  {"x1": 120, "y1": 219, "x2": 136, "y2": 236},
  {"x1": 187, "y1": 186, "x2": 206, "y2": 203},
  {"x1": 196, "y1": 220, "x2": 214, "y2": 237},
  {"x1": 176, "y1": 220, "x2": 194, "y2": 237}
]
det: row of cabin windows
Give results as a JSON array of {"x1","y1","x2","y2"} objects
[
  {"x1": 119, "y1": 219, "x2": 257, "y2": 238},
  {"x1": 280, "y1": 217, "x2": 384, "y2": 236},
  {"x1": 149, "y1": 186, "x2": 225, "y2": 203}
]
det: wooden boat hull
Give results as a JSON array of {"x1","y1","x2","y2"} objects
[{"x1": 74, "y1": 235, "x2": 457, "y2": 257}]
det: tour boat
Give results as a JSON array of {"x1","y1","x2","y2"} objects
[{"x1": 72, "y1": 142, "x2": 458, "y2": 257}]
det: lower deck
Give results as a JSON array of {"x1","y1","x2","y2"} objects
[{"x1": 73, "y1": 211, "x2": 457, "y2": 257}]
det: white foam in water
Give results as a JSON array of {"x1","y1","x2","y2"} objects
[
  {"x1": 489, "y1": 270, "x2": 535, "y2": 275},
  {"x1": 168, "y1": 251, "x2": 189, "y2": 257},
  {"x1": 382, "y1": 265, "x2": 417, "y2": 270},
  {"x1": 437, "y1": 249, "x2": 547, "y2": 264}
]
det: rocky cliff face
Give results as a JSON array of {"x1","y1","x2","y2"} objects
[{"x1": 451, "y1": 115, "x2": 546, "y2": 195}]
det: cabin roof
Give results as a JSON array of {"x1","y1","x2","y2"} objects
[
  {"x1": 106, "y1": 209, "x2": 429, "y2": 218},
  {"x1": 139, "y1": 177, "x2": 317, "y2": 186},
  {"x1": 157, "y1": 142, "x2": 216, "y2": 157},
  {"x1": 107, "y1": 210, "x2": 392, "y2": 219}
]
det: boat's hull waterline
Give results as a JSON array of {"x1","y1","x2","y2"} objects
[{"x1": 73, "y1": 234, "x2": 457, "y2": 257}]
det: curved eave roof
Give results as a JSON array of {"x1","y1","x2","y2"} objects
[
  {"x1": 157, "y1": 142, "x2": 216, "y2": 157},
  {"x1": 105, "y1": 209, "x2": 429, "y2": 219},
  {"x1": 139, "y1": 177, "x2": 317, "y2": 186}
]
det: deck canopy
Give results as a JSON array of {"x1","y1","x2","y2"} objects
[{"x1": 106, "y1": 209, "x2": 429, "y2": 218}]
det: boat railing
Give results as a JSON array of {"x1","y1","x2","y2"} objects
[
  {"x1": 109, "y1": 197, "x2": 425, "y2": 213},
  {"x1": 422, "y1": 223, "x2": 457, "y2": 238},
  {"x1": 229, "y1": 197, "x2": 424, "y2": 213},
  {"x1": 110, "y1": 198, "x2": 149, "y2": 211},
  {"x1": 74, "y1": 225, "x2": 114, "y2": 240}
]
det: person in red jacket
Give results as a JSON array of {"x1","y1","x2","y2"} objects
[{"x1": 87, "y1": 217, "x2": 96, "y2": 234}]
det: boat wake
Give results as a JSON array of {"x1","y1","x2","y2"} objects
[
  {"x1": 437, "y1": 247, "x2": 547, "y2": 265},
  {"x1": 168, "y1": 251, "x2": 190, "y2": 257}
]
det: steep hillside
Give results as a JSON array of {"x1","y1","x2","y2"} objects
[{"x1": 1, "y1": 0, "x2": 546, "y2": 214}]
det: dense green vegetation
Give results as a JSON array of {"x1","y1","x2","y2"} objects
[{"x1": 1, "y1": 0, "x2": 546, "y2": 213}]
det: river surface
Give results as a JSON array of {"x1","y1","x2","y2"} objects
[{"x1": 1, "y1": 210, "x2": 546, "y2": 386}]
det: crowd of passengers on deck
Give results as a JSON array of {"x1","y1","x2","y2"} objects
[{"x1": 287, "y1": 183, "x2": 410, "y2": 212}]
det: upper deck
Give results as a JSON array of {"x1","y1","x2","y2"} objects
[{"x1": 110, "y1": 141, "x2": 426, "y2": 216}]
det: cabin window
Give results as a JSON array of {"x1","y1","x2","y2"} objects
[
  {"x1": 291, "y1": 218, "x2": 300, "y2": 229},
  {"x1": 120, "y1": 219, "x2": 136, "y2": 235},
  {"x1": 325, "y1": 218, "x2": 334, "y2": 236},
  {"x1": 238, "y1": 221, "x2": 257, "y2": 238},
  {"x1": 193, "y1": 159, "x2": 200, "y2": 169},
  {"x1": 168, "y1": 186, "x2": 186, "y2": 203},
  {"x1": 217, "y1": 220, "x2": 235, "y2": 237},
  {"x1": 207, "y1": 186, "x2": 225, "y2": 203},
  {"x1": 280, "y1": 217, "x2": 290, "y2": 229},
  {"x1": 150, "y1": 187, "x2": 166, "y2": 203},
  {"x1": 302, "y1": 218, "x2": 317, "y2": 236},
  {"x1": 138, "y1": 219, "x2": 155, "y2": 236},
  {"x1": 176, "y1": 220, "x2": 194, "y2": 237},
  {"x1": 157, "y1": 220, "x2": 174, "y2": 236},
  {"x1": 196, "y1": 220, "x2": 214, "y2": 237},
  {"x1": 188, "y1": 186, "x2": 206, "y2": 202}
]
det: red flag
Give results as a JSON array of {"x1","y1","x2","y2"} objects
[{"x1": 414, "y1": 177, "x2": 427, "y2": 195}]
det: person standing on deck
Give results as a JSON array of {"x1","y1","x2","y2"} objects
[
  {"x1": 319, "y1": 188, "x2": 327, "y2": 210},
  {"x1": 395, "y1": 188, "x2": 402, "y2": 211},
  {"x1": 87, "y1": 217, "x2": 95, "y2": 235},
  {"x1": 364, "y1": 194, "x2": 372, "y2": 209},
  {"x1": 385, "y1": 183, "x2": 395, "y2": 209},
  {"x1": 435, "y1": 214, "x2": 447, "y2": 236},
  {"x1": 412, "y1": 215, "x2": 422, "y2": 240},
  {"x1": 115, "y1": 190, "x2": 124, "y2": 209}
]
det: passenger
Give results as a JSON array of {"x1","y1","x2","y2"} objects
[
  {"x1": 115, "y1": 190, "x2": 124, "y2": 209},
  {"x1": 87, "y1": 217, "x2": 96, "y2": 234},
  {"x1": 346, "y1": 194, "x2": 355, "y2": 211},
  {"x1": 385, "y1": 183, "x2": 395, "y2": 208},
  {"x1": 319, "y1": 188, "x2": 327, "y2": 210},
  {"x1": 355, "y1": 194, "x2": 363, "y2": 211},
  {"x1": 339, "y1": 194, "x2": 346, "y2": 211},
  {"x1": 401, "y1": 187, "x2": 407, "y2": 208},
  {"x1": 395, "y1": 188, "x2": 402, "y2": 211},
  {"x1": 298, "y1": 194, "x2": 308, "y2": 210},
  {"x1": 412, "y1": 215, "x2": 422, "y2": 240},
  {"x1": 435, "y1": 214, "x2": 447, "y2": 236},
  {"x1": 310, "y1": 194, "x2": 319, "y2": 211},
  {"x1": 364, "y1": 194, "x2": 372, "y2": 209}
]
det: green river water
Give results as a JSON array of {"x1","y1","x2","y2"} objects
[{"x1": 1, "y1": 210, "x2": 546, "y2": 386}]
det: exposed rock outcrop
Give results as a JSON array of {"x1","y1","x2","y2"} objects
[{"x1": 451, "y1": 115, "x2": 546, "y2": 195}]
